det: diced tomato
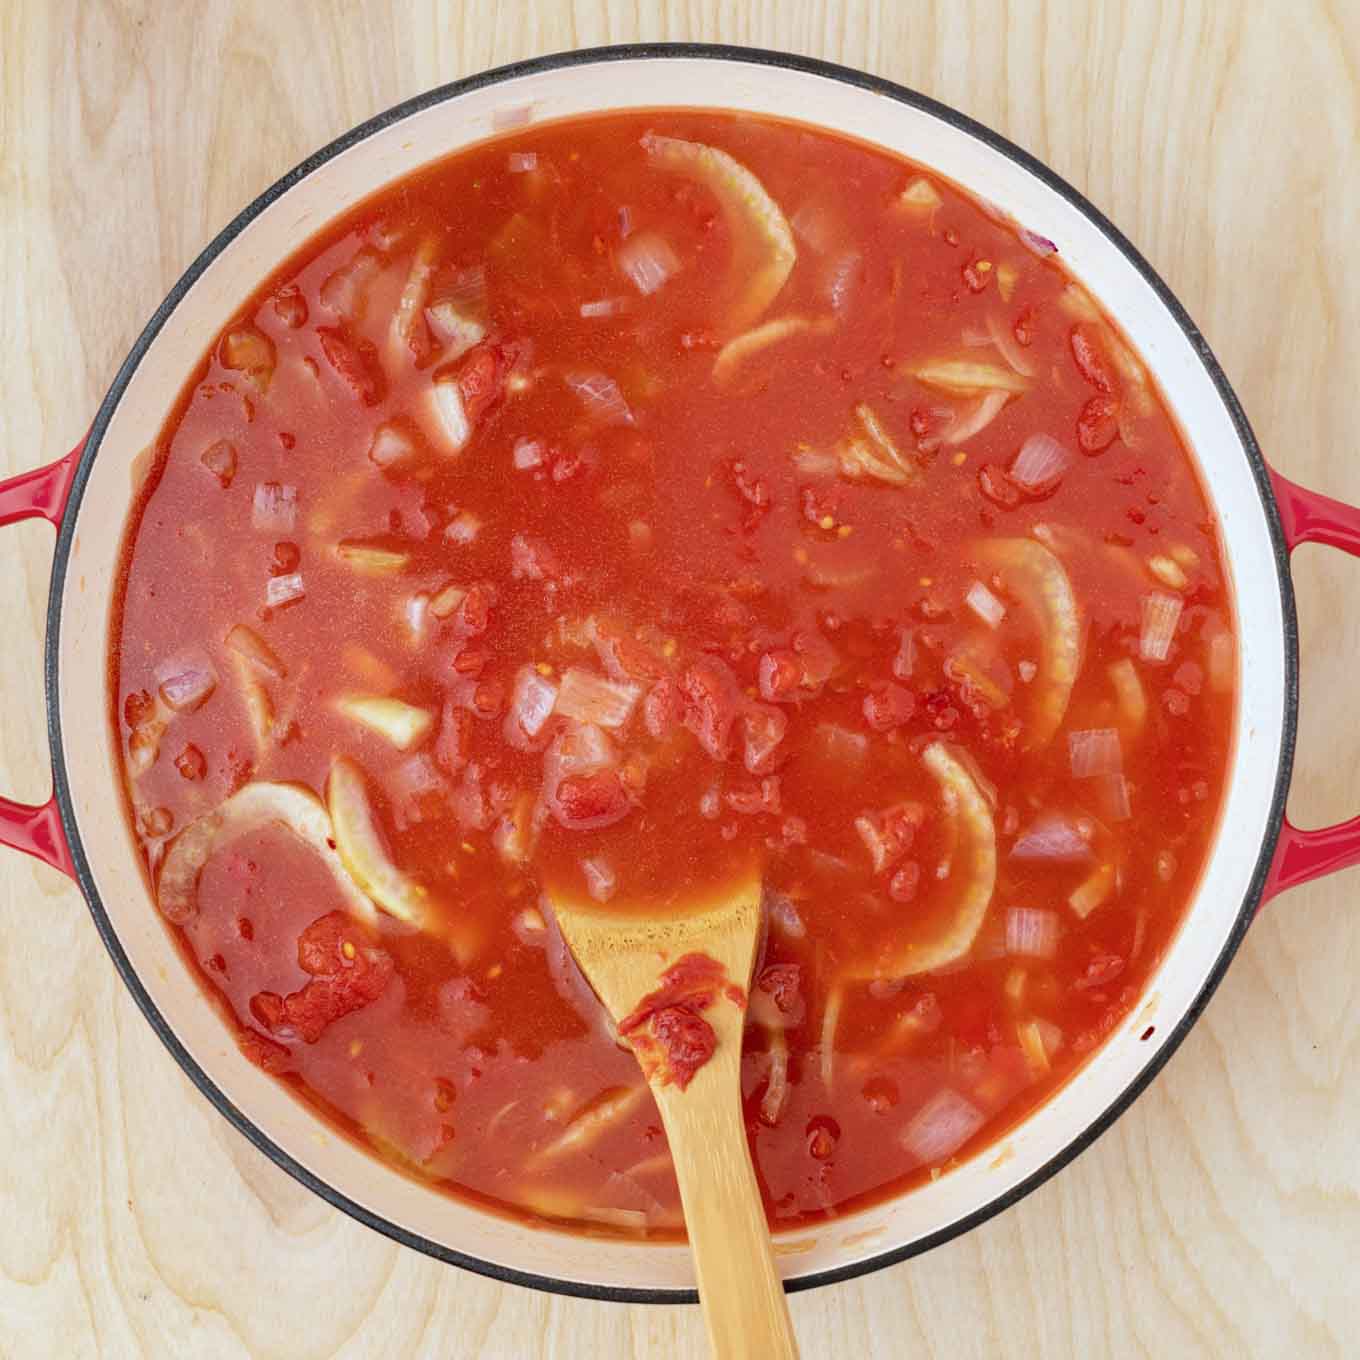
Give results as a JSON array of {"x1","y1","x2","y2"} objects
[
  {"x1": 742, "y1": 704, "x2": 788, "y2": 774},
  {"x1": 757, "y1": 963, "x2": 802, "y2": 1014},
  {"x1": 888, "y1": 861, "x2": 921, "y2": 903},
  {"x1": 317, "y1": 327, "x2": 384, "y2": 404},
  {"x1": 452, "y1": 647, "x2": 487, "y2": 676},
  {"x1": 456, "y1": 340, "x2": 516, "y2": 423},
  {"x1": 792, "y1": 629, "x2": 837, "y2": 695},
  {"x1": 977, "y1": 463, "x2": 1020, "y2": 508},
  {"x1": 1069, "y1": 325, "x2": 1115, "y2": 393},
  {"x1": 1074, "y1": 953, "x2": 1125, "y2": 990},
  {"x1": 510, "y1": 532, "x2": 561, "y2": 581},
  {"x1": 680, "y1": 656, "x2": 743, "y2": 761},
  {"x1": 471, "y1": 678, "x2": 504, "y2": 719},
  {"x1": 238, "y1": 1027, "x2": 292, "y2": 1073},
  {"x1": 251, "y1": 912, "x2": 394, "y2": 1044},
  {"x1": 456, "y1": 583, "x2": 496, "y2": 636},
  {"x1": 552, "y1": 768, "x2": 633, "y2": 830},
  {"x1": 862, "y1": 682, "x2": 916, "y2": 732},
  {"x1": 1077, "y1": 394, "x2": 1120, "y2": 452},
  {"x1": 435, "y1": 702, "x2": 471, "y2": 774},
  {"x1": 725, "y1": 776, "x2": 781, "y2": 816},
  {"x1": 643, "y1": 677, "x2": 683, "y2": 737},
  {"x1": 758, "y1": 649, "x2": 801, "y2": 703},
  {"x1": 594, "y1": 620, "x2": 668, "y2": 682},
  {"x1": 637, "y1": 1006, "x2": 716, "y2": 1090}
]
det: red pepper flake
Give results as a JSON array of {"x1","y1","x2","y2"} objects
[{"x1": 619, "y1": 952, "x2": 745, "y2": 1090}]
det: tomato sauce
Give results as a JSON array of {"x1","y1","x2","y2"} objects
[{"x1": 111, "y1": 111, "x2": 1235, "y2": 1236}]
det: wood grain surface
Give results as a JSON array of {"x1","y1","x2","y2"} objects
[{"x1": 1, "y1": 3, "x2": 1356, "y2": 1356}]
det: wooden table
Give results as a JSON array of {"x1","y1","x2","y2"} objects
[{"x1": 2, "y1": 3, "x2": 1356, "y2": 1355}]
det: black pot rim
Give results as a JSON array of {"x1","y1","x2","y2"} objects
[{"x1": 44, "y1": 41, "x2": 1297, "y2": 1306}]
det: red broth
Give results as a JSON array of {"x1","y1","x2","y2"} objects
[{"x1": 111, "y1": 111, "x2": 1235, "y2": 1236}]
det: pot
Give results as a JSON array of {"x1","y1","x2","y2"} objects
[{"x1": 2, "y1": 43, "x2": 1356, "y2": 1303}]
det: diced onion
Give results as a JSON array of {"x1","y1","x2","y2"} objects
[
  {"x1": 791, "y1": 447, "x2": 838, "y2": 477},
  {"x1": 1207, "y1": 629, "x2": 1234, "y2": 693},
  {"x1": 1068, "y1": 862, "x2": 1116, "y2": 919},
  {"x1": 965, "y1": 581, "x2": 1006, "y2": 629},
  {"x1": 334, "y1": 694, "x2": 433, "y2": 750},
  {"x1": 1147, "y1": 554, "x2": 1188, "y2": 590},
  {"x1": 512, "y1": 437, "x2": 545, "y2": 470},
  {"x1": 1093, "y1": 773, "x2": 1132, "y2": 823},
  {"x1": 565, "y1": 371, "x2": 633, "y2": 426},
  {"x1": 1108, "y1": 657, "x2": 1147, "y2": 728},
  {"x1": 403, "y1": 593, "x2": 429, "y2": 645},
  {"x1": 507, "y1": 151, "x2": 538, "y2": 173},
  {"x1": 1011, "y1": 813, "x2": 1090, "y2": 862},
  {"x1": 428, "y1": 582, "x2": 466, "y2": 618},
  {"x1": 319, "y1": 246, "x2": 381, "y2": 319},
  {"x1": 266, "y1": 573, "x2": 305, "y2": 608},
  {"x1": 390, "y1": 237, "x2": 437, "y2": 356},
  {"x1": 580, "y1": 298, "x2": 627, "y2": 318},
  {"x1": 901, "y1": 1088, "x2": 984, "y2": 1165},
  {"x1": 1068, "y1": 728, "x2": 1122, "y2": 778},
  {"x1": 1017, "y1": 1018, "x2": 1052, "y2": 1075},
  {"x1": 582, "y1": 857, "x2": 617, "y2": 903},
  {"x1": 1006, "y1": 906, "x2": 1059, "y2": 959},
  {"x1": 893, "y1": 629, "x2": 915, "y2": 680},
  {"x1": 428, "y1": 378, "x2": 471, "y2": 453},
  {"x1": 505, "y1": 666, "x2": 558, "y2": 749},
  {"x1": 368, "y1": 423, "x2": 414, "y2": 468},
  {"x1": 445, "y1": 511, "x2": 481, "y2": 545},
  {"x1": 813, "y1": 723, "x2": 868, "y2": 768},
  {"x1": 155, "y1": 650, "x2": 218, "y2": 712},
  {"x1": 1140, "y1": 592, "x2": 1183, "y2": 663},
  {"x1": 335, "y1": 541, "x2": 410, "y2": 575},
  {"x1": 616, "y1": 231, "x2": 680, "y2": 296},
  {"x1": 898, "y1": 177, "x2": 942, "y2": 212},
  {"x1": 425, "y1": 301, "x2": 485, "y2": 359},
  {"x1": 554, "y1": 668, "x2": 640, "y2": 729},
  {"x1": 252, "y1": 482, "x2": 297, "y2": 532},
  {"x1": 1019, "y1": 227, "x2": 1058, "y2": 257},
  {"x1": 1010, "y1": 433, "x2": 1070, "y2": 493}
]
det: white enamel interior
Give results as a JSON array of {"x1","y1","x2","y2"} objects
[{"x1": 52, "y1": 54, "x2": 1286, "y2": 1293}]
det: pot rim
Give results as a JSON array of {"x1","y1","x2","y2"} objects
[{"x1": 44, "y1": 41, "x2": 1298, "y2": 1304}]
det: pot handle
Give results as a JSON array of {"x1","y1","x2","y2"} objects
[
  {"x1": 1262, "y1": 467, "x2": 1360, "y2": 900},
  {"x1": 0, "y1": 442, "x2": 83, "y2": 879}
]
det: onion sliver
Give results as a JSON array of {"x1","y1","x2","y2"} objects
[
  {"x1": 975, "y1": 538, "x2": 1081, "y2": 749},
  {"x1": 848, "y1": 742, "x2": 996, "y2": 979},
  {"x1": 326, "y1": 756, "x2": 430, "y2": 928},
  {"x1": 157, "y1": 781, "x2": 373, "y2": 926},
  {"x1": 640, "y1": 131, "x2": 795, "y2": 333},
  {"x1": 712, "y1": 315, "x2": 833, "y2": 385}
]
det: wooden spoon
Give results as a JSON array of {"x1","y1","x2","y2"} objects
[{"x1": 551, "y1": 869, "x2": 799, "y2": 1360}]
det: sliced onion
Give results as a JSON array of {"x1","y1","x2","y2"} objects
[
  {"x1": 529, "y1": 1085, "x2": 647, "y2": 1167},
  {"x1": 565, "y1": 371, "x2": 633, "y2": 426},
  {"x1": 616, "y1": 231, "x2": 680, "y2": 296},
  {"x1": 336, "y1": 541, "x2": 410, "y2": 575},
  {"x1": 901, "y1": 1088, "x2": 984, "y2": 1165},
  {"x1": 1017, "y1": 1018, "x2": 1053, "y2": 1075},
  {"x1": 225, "y1": 625, "x2": 285, "y2": 681},
  {"x1": 1006, "y1": 906, "x2": 1059, "y2": 959},
  {"x1": 554, "y1": 668, "x2": 640, "y2": 729},
  {"x1": 640, "y1": 131, "x2": 795, "y2": 332},
  {"x1": 910, "y1": 359, "x2": 1030, "y2": 395},
  {"x1": 838, "y1": 403, "x2": 921, "y2": 485},
  {"x1": 252, "y1": 482, "x2": 297, "y2": 533},
  {"x1": 944, "y1": 390, "x2": 1011, "y2": 446},
  {"x1": 760, "y1": 1027, "x2": 790, "y2": 1125},
  {"x1": 893, "y1": 629, "x2": 915, "y2": 680},
  {"x1": 1011, "y1": 813, "x2": 1090, "y2": 862},
  {"x1": 791, "y1": 446, "x2": 838, "y2": 477},
  {"x1": 319, "y1": 246, "x2": 381, "y2": 319},
  {"x1": 334, "y1": 694, "x2": 433, "y2": 750},
  {"x1": 445, "y1": 263, "x2": 487, "y2": 311},
  {"x1": 1068, "y1": 728, "x2": 1122, "y2": 778},
  {"x1": 504, "y1": 666, "x2": 558, "y2": 750},
  {"x1": 1010, "y1": 433, "x2": 1070, "y2": 494},
  {"x1": 976, "y1": 538, "x2": 1080, "y2": 748},
  {"x1": 155, "y1": 649, "x2": 218, "y2": 712},
  {"x1": 713, "y1": 315, "x2": 833, "y2": 386},
  {"x1": 390, "y1": 237, "x2": 437, "y2": 357},
  {"x1": 327, "y1": 756, "x2": 430, "y2": 928},
  {"x1": 582, "y1": 856, "x2": 617, "y2": 903},
  {"x1": 985, "y1": 312, "x2": 1038, "y2": 378},
  {"x1": 1140, "y1": 592, "x2": 1183, "y2": 663},
  {"x1": 265, "y1": 573, "x2": 305, "y2": 608},
  {"x1": 819, "y1": 986, "x2": 843, "y2": 1089},
  {"x1": 965, "y1": 581, "x2": 1006, "y2": 629},
  {"x1": 428, "y1": 377, "x2": 471, "y2": 453}
]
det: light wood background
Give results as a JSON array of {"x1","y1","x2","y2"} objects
[{"x1": 2, "y1": 2, "x2": 1357, "y2": 1356}]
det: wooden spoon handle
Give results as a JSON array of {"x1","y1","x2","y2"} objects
[{"x1": 657, "y1": 1053, "x2": 799, "y2": 1359}]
